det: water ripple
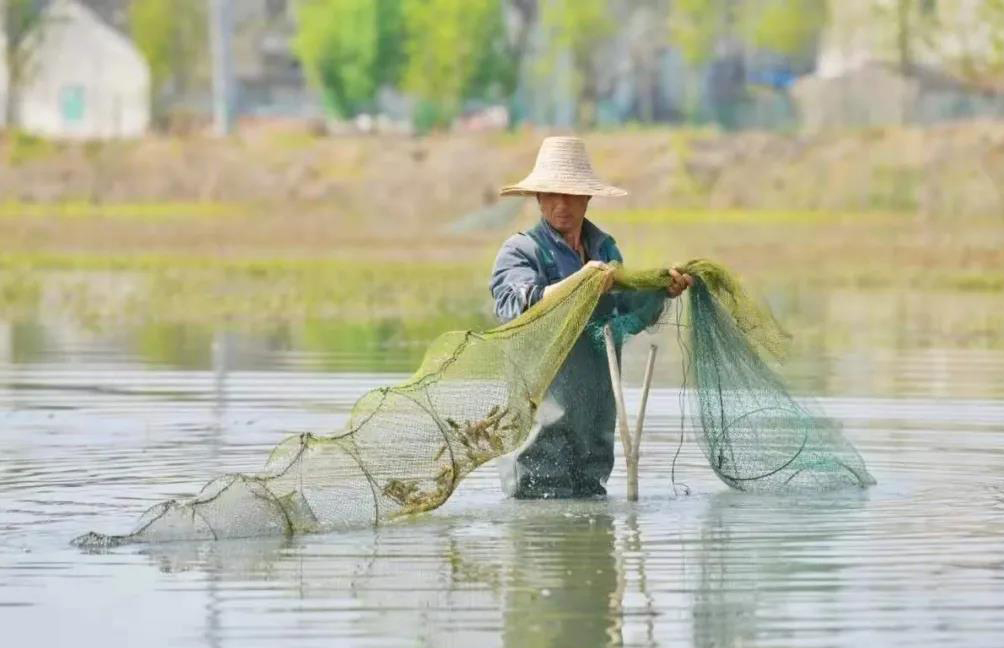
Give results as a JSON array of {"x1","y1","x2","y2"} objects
[{"x1": 1, "y1": 359, "x2": 1003, "y2": 647}]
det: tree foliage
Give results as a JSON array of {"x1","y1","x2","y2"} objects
[
  {"x1": 670, "y1": 0, "x2": 824, "y2": 64},
  {"x1": 129, "y1": 0, "x2": 206, "y2": 116},
  {"x1": 3, "y1": 0, "x2": 47, "y2": 125},
  {"x1": 292, "y1": 0, "x2": 515, "y2": 125},
  {"x1": 295, "y1": 0, "x2": 375, "y2": 118},
  {"x1": 401, "y1": 0, "x2": 510, "y2": 125},
  {"x1": 537, "y1": 0, "x2": 614, "y2": 125},
  {"x1": 541, "y1": 0, "x2": 614, "y2": 66},
  {"x1": 985, "y1": 0, "x2": 1004, "y2": 74},
  {"x1": 293, "y1": 0, "x2": 404, "y2": 118},
  {"x1": 250, "y1": 0, "x2": 1004, "y2": 130},
  {"x1": 867, "y1": 0, "x2": 1004, "y2": 83},
  {"x1": 3, "y1": 0, "x2": 41, "y2": 47},
  {"x1": 745, "y1": 0, "x2": 826, "y2": 58},
  {"x1": 954, "y1": 0, "x2": 1004, "y2": 84},
  {"x1": 668, "y1": 0, "x2": 727, "y2": 66}
]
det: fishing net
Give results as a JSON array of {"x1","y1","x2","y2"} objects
[
  {"x1": 72, "y1": 268, "x2": 607, "y2": 546},
  {"x1": 72, "y1": 261, "x2": 873, "y2": 547},
  {"x1": 681, "y1": 260, "x2": 875, "y2": 492}
]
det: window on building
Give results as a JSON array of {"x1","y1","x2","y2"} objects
[{"x1": 59, "y1": 85, "x2": 86, "y2": 123}]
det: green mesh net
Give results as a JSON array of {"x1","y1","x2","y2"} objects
[
  {"x1": 72, "y1": 261, "x2": 873, "y2": 547},
  {"x1": 679, "y1": 261, "x2": 875, "y2": 492}
]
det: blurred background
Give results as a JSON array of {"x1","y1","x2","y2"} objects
[
  {"x1": 0, "y1": 0, "x2": 1002, "y2": 394},
  {"x1": 3, "y1": 4, "x2": 1004, "y2": 647}
]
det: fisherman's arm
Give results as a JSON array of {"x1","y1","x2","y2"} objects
[{"x1": 490, "y1": 238, "x2": 546, "y2": 323}]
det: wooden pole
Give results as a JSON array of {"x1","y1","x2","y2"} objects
[
  {"x1": 633, "y1": 344, "x2": 658, "y2": 472},
  {"x1": 603, "y1": 324, "x2": 636, "y2": 501}
]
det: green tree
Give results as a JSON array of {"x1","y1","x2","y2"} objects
[
  {"x1": 984, "y1": 0, "x2": 1004, "y2": 75},
  {"x1": 895, "y1": 0, "x2": 914, "y2": 72},
  {"x1": 401, "y1": 0, "x2": 510, "y2": 129},
  {"x1": 668, "y1": 0, "x2": 728, "y2": 66},
  {"x1": 863, "y1": 0, "x2": 1004, "y2": 81},
  {"x1": 536, "y1": 0, "x2": 614, "y2": 126},
  {"x1": 3, "y1": 0, "x2": 47, "y2": 127},
  {"x1": 943, "y1": 0, "x2": 1004, "y2": 84},
  {"x1": 670, "y1": 0, "x2": 824, "y2": 64},
  {"x1": 293, "y1": 0, "x2": 404, "y2": 119},
  {"x1": 745, "y1": 0, "x2": 826, "y2": 58},
  {"x1": 373, "y1": 0, "x2": 406, "y2": 89},
  {"x1": 128, "y1": 0, "x2": 206, "y2": 120}
]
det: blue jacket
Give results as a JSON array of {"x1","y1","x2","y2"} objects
[
  {"x1": 490, "y1": 217, "x2": 658, "y2": 325},
  {"x1": 489, "y1": 217, "x2": 666, "y2": 498}
]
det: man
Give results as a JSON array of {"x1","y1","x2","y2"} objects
[{"x1": 490, "y1": 136, "x2": 692, "y2": 499}]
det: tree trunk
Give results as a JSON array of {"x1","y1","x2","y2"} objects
[
  {"x1": 897, "y1": 0, "x2": 913, "y2": 74},
  {"x1": 5, "y1": 63, "x2": 19, "y2": 129}
]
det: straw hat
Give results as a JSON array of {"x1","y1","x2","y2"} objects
[{"x1": 500, "y1": 136, "x2": 628, "y2": 198}]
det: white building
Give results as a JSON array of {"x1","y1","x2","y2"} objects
[
  {"x1": 793, "y1": 0, "x2": 1004, "y2": 131},
  {"x1": 1, "y1": 0, "x2": 150, "y2": 139},
  {"x1": 815, "y1": 0, "x2": 999, "y2": 80}
]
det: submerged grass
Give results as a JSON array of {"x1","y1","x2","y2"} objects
[
  {"x1": 0, "y1": 206, "x2": 1000, "y2": 350},
  {"x1": 0, "y1": 252, "x2": 489, "y2": 329}
]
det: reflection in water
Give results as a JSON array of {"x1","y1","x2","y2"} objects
[
  {"x1": 622, "y1": 513, "x2": 657, "y2": 647},
  {"x1": 691, "y1": 491, "x2": 868, "y2": 648},
  {"x1": 134, "y1": 508, "x2": 635, "y2": 648},
  {"x1": 692, "y1": 495, "x2": 759, "y2": 648},
  {"x1": 501, "y1": 513, "x2": 621, "y2": 648},
  {"x1": 140, "y1": 536, "x2": 293, "y2": 578},
  {"x1": 4, "y1": 272, "x2": 1004, "y2": 394},
  {"x1": 130, "y1": 495, "x2": 882, "y2": 648}
]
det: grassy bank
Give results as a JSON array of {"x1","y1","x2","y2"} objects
[
  {"x1": 1, "y1": 203, "x2": 1002, "y2": 375},
  {"x1": 4, "y1": 121, "x2": 1004, "y2": 222},
  {"x1": 1, "y1": 204, "x2": 1001, "y2": 330},
  {"x1": 0, "y1": 253, "x2": 489, "y2": 326}
]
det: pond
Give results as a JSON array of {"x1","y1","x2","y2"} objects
[{"x1": 1, "y1": 279, "x2": 1003, "y2": 647}]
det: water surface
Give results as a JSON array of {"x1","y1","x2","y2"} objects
[{"x1": 1, "y1": 309, "x2": 1003, "y2": 647}]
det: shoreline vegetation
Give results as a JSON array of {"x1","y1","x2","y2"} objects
[
  {"x1": 1, "y1": 123, "x2": 1002, "y2": 364},
  {"x1": 1, "y1": 204, "x2": 1001, "y2": 348},
  {"x1": 4, "y1": 121, "x2": 1003, "y2": 216}
]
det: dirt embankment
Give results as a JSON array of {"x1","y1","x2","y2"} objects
[{"x1": 3, "y1": 120, "x2": 1003, "y2": 222}]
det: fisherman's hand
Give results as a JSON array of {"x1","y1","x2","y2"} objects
[
  {"x1": 543, "y1": 261, "x2": 615, "y2": 300},
  {"x1": 667, "y1": 267, "x2": 693, "y2": 298},
  {"x1": 585, "y1": 260, "x2": 615, "y2": 293}
]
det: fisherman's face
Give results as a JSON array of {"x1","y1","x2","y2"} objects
[{"x1": 537, "y1": 192, "x2": 591, "y2": 234}]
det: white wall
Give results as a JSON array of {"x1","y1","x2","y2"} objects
[
  {"x1": 15, "y1": 0, "x2": 150, "y2": 139},
  {"x1": 818, "y1": 0, "x2": 997, "y2": 79}
]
